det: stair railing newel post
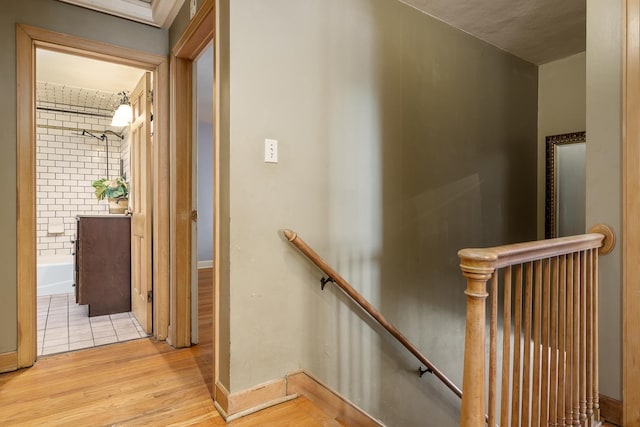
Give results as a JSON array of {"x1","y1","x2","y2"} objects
[{"x1": 458, "y1": 250, "x2": 497, "y2": 427}]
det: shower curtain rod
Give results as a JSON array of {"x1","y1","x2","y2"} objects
[
  {"x1": 37, "y1": 106, "x2": 113, "y2": 119},
  {"x1": 36, "y1": 124, "x2": 124, "y2": 139}
]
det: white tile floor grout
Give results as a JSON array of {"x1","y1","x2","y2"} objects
[{"x1": 37, "y1": 293, "x2": 149, "y2": 356}]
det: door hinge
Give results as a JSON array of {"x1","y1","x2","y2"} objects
[
  {"x1": 147, "y1": 290, "x2": 153, "y2": 303},
  {"x1": 191, "y1": 210, "x2": 198, "y2": 222}
]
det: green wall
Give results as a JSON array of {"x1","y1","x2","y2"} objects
[
  {"x1": 537, "y1": 52, "x2": 586, "y2": 239},
  {"x1": 1, "y1": 1, "x2": 545, "y2": 423},
  {"x1": 7, "y1": 0, "x2": 619, "y2": 421},
  {"x1": 216, "y1": 0, "x2": 538, "y2": 425},
  {"x1": 169, "y1": 0, "x2": 191, "y2": 49},
  {"x1": 586, "y1": 0, "x2": 623, "y2": 400},
  {"x1": 0, "y1": 0, "x2": 167, "y2": 354}
]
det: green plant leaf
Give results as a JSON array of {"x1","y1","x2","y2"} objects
[{"x1": 91, "y1": 177, "x2": 128, "y2": 200}]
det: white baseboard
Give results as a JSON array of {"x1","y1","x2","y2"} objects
[{"x1": 197, "y1": 260, "x2": 213, "y2": 269}]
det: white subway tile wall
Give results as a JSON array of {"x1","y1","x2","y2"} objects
[{"x1": 36, "y1": 103, "x2": 130, "y2": 257}]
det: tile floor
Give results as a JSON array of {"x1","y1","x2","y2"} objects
[{"x1": 37, "y1": 293, "x2": 148, "y2": 356}]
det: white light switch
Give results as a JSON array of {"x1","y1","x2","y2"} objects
[
  {"x1": 190, "y1": 0, "x2": 197, "y2": 19},
  {"x1": 265, "y1": 139, "x2": 278, "y2": 163}
]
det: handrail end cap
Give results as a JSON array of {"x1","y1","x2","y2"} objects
[
  {"x1": 457, "y1": 248, "x2": 498, "y2": 263},
  {"x1": 284, "y1": 229, "x2": 297, "y2": 242},
  {"x1": 589, "y1": 223, "x2": 615, "y2": 254}
]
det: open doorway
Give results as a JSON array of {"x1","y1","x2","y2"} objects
[
  {"x1": 34, "y1": 48, "x2": 150, "y2": 356},
  {"x1": 190, "y1": 42, "x2": 214, "y2": 345},
  {"x1": 16, "y1": 24, "x2": 170, "y2": 369},
  {"x1": 169, "y1": 0, "x2": 217, "y2": 391}
]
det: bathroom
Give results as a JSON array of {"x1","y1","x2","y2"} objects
[{"x1": 35, "y1": 48, "x2": 148, "y2": 356}]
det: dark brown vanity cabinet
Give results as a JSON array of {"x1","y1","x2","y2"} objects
[{"x1": 75, "y1": 215, "x2": 131, "y2": 316}]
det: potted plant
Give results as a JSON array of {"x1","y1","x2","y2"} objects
[{"x1": 92, "y1": 176, "x2": 129, "y2": 214}]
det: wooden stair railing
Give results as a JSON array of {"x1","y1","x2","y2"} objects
[
  {"x1": 458, "y1": 224, "x2": 615, "y2": 427},
  {"x1": 284, "y1": 229, "x2": 463, "y2": 399}
]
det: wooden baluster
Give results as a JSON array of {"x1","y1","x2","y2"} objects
[
  {"x1": 460, "y1": 265, "x2": 492, "y2": 427},
  {"x1": 501, "y1": 266, "x2": 512, "y2": 427},
  {"x1": 580, "y1": 251, "x2": 587, "y2": 424},
  {"x1": 489, "y1": 272, "x2": 498, "y2": 427},
  {"x1": 550, "y1": 256, "x2": 559, "y2": 426},
  {"x1": 542, "y1": 258, "x2": 551, "y2": 425},
  {"x1": 288, "y1": 228, "x2": 614, "y2": 427},
  {"x1": 565, "y1": 254, "x2": 574, "y2": 425},
  {"x1": 593, "y1": 250, "x2": 600, "y2": 421},
  {"x1": 572, "y1": 253, "x2": 580, "y2": 425},
  {"x1": 586, "y1": 250, "x2": 594, "y2": 424},
  {"x1": 512, "y1": 264, "x2": 523, "y2": 427},
  {"x1": 523, "y1": 262, "x2": 533, "y2": 427},
  {"x1": 559, "y1": 255, "x2": 567, "y2": 426},
  {"x1": 533, "y1": 260, "x2": 543, "y2": 427}
]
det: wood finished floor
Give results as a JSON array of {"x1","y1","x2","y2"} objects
[
  {"x1": 0, "y1": 268, "x2": 618, "y2": 426},
  {"x1": 0, "y1": 268, "x2": 342, "y2": 426}
]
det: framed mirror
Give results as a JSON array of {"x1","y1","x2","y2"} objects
[{"x1": 545, "y1": 131, "x2": 586, "y2": 239}]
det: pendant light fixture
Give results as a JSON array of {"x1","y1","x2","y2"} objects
[{"x1": 111, "y1": 91, "x2": 132, "y2": 127}]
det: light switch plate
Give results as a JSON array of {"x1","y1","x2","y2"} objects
[
  {"x1": 190, "y1": 0, "x2": 197, "y2": 19},
  {"x1": 265, "y1": 139, "x2": 278, "y2": 163}
]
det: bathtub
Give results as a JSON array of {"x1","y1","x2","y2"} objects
[{"x1": 37, "y1": 255, "x2": 74, "y2": 296}]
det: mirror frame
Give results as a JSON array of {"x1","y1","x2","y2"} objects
[{"x1": 545, "y1": 131, "x2": 586, "y2": 239}]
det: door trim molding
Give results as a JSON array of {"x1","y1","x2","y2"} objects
[
  {"x1": 623, "y1": 0, "x2": 640, "y2": 423},
  {"x1": 169, "y1": 53, "x2": 193, "y2": 347},
  {"x1": 169, "y1": 0, "x2": 217, "y2": 388},
  {"x1": 16, "y1": 24, "x2": 170, "y2": 367},
  {"x1": 16, "y1": 25, "x2": 37, "y2": 368},
  {"x1": 169, "y1": 0, "x2": 215, "y2": 347}
]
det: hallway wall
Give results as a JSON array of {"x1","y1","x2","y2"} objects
[
  {"x1": 537, "y1": 52, "x2": 586, "y2": 239},
  {"x1": 211, "y1": 0, "x2": 538, "y2": 425},
  {"x1": 586, "y1": 0, "x2": 623, "y2": 400},
  {"x1": 0, "y1": 0, "x2": 168, "y2": 354}
]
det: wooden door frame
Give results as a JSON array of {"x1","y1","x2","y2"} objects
[
  {"x1": 168, "y1": 0, "x2": 217, "y2": 380},
  {"x1": 16, "y1": 24, "x2": 170, "y2": 368},
  {"x1": 623, "y1": 0, "x2": 640, "y2": 424}
]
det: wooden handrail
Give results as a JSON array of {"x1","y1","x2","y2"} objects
[
  {"x1": 458, "y1": 226, "x2": 615, "y2": 271},
  {"x1": 458, "y1": 224, "x2": 615, "y2": 427},
  {"x1": 284, "y1": 229, "x2": 463, "y2": 400}
]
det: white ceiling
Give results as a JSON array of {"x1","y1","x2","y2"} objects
[
  {"x1": 37, "y1": 82, "x2": 122, "y2": 112},
  {"x1": 47, "y1": 0, "x2": 586, "y2": 90},
  {"x1": 37, "y1": 49, "x2": 146, "y2": 94},
  {"x1": 399, "y1": 0, "x2": 585, "y2": 65},
  {"x1": 56, "y1": 0, "x2": 584, "y2": 66},
  {"x1": 36, "y1": 49, "x2": 146, "y2": 110}
]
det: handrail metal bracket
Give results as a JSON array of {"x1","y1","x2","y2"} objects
[
  {"x1": 419, "y1": 366, "x2": 433, "y2": 377},
  {"x1": 320, "y1": 276, "x2": 334, "y2": 290}
]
